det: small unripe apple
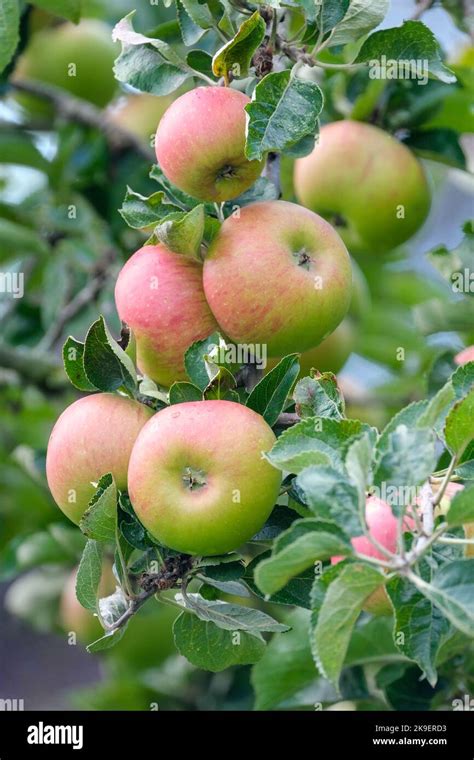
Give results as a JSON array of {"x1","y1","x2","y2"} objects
[
  {"x1": 203, "y1": 200, "x2": 352, "y2": 357},
  {"x1": 128, "y1": 400, "x2": 281, "y2": 555},
  {"x1": 155, "y1": 87, "x2": 264, "y2": 202},
  {"x1": 115, "y1": 245, "x2": 219, "y2": 387},
  {"x1": 46, "y1": 394, "x2": 153, "y2": 524},
  {"x1": 13, "y1": 20, "x2": 118, "y2": 117},
  {"x1": 294, "y1": 120, "x2": 431, "y2": 253},
  {"x1": 332, "y1": 496, "x2": 414, "y2": 615}
]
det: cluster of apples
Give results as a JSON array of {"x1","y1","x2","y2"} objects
[{"x1": 46, "y1": 85, "x2": 433, "y2": 564}]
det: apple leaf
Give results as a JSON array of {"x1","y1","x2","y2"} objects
[
  {"x1": 245, "y1": 70, "x2": 323, "y2": 161},
  {"x1": 175, "y1": 592, "x2": 289, "y2": 633},
  {"x1": 329, "y1": 0, "x2": 389, "y2": 46},
  {"x1": 310, "y1": 562, "x2": 386, "y2": 687},
  {"x1": 251, "y1": 608, "x2": 316, "y2": 711},
  {"x1": 296, "y1": 466, "x2": 363, "y2": 538},
  {"x1": 345, "y1": 431, "x2": 375, "y2": 505},
  {"x1": 113, "y1": 11, "x2": 190, "y2": 68},
  {"x1": 265, "y1": 417, "x2": 371, "y2": 474},
  {"x1": 293, "y1": 373, "x2": 345, "y2": 420},
  {"x1": 378, "y1": 400, "x2": 430, "y2": 453},
  {"x1": 212, "y1": 11, "x2": 266, "y2": 81},
  {"x1": 184, "y1": 332, "x2": 225, "y2": 390},
  {"x1": 223, "y1": 176, "x2": 279, "y2": 211},
  {"x1": 83, "y1": 316, "x2": 137, "y2": 394},
  {"x1": 410, "y1": 559, "x2": 474, "y2": 637},
  {"x1": 30, "y1": 0, "x2": 81, "y2": 23},
  {"x1": 173, "y1": 613, "x2": 265, "y2": 672},
  {"x1": 176, "y1": 0, "x2": 206, "y2": 46},
  {"x1": 79, "y1": 474, "x2": 118, "y2": 544},
  {"x1": 317, "y1": 0, "x2": 351, "y2": 37},
  {"x1": 180, "y1": 0, "x2": 213, "y2": 29},
  {"x1": 387, "y1": 564, "x2": 450, "y2": 688},
  {"x1": 456, "y1": 460, "x2": 474, "y2": 480},
  {"x1": 426, "y1": 220, "x2": 474, "y2": 289},
  {"x1": 452, "y1": 360, "x2": 474, "y2": 400},
  {"x1": 445, "y1": 389, "x2": 474, "y2": 458},
  {"x1": 446, "y1": 484, "x2": 474, "y2": 527},
  {"x1": 254, "y1": 518, "x2": 351, "y2": 596},
  {"x1": 75, "y1": 540, "x2": 104, "y2": 612},
  {"x1": 187, "y1": 49, "x2": 215, "y2": 80},
  {"x1": 62, "y1": 336, "x2": 97, "y2": 392},
  {"x1": 0, "y1": 0, "x2": 19, "y2": 75},
  {"x1": 417, "y1": 380, "x2": 455, "y2": 433},
  {"x1": 355, "y1": 21, "x2": 456, "y2": 84},
  {"x1": 151, "y1": 204, "x2": 205, "y2": 258},
  {"x1": 246, "y1": 354, "x2": 299, "y2": 426},
  {"x1": 250, "y1": 505, "x2": 297, "y2": 542},
  {"x1": 119, "y1": 188, "x2": 181, "y2": 231},
  {"x1": 86, "y1": 627, "x2": 127, "y2": 653},
  {"x1": 374, "y1": 425, "x2": 438, "y2": 514},
  {"x1": 169, "y1": 381, "x2": 203, "y2": 405},
  {"x1": 245, "y1": 552, "x2": 313, "y2": 609}
]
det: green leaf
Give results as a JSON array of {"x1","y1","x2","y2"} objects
[
  {"x1": 378, "y1": 400, "x2": 430, "y2": 453},
  {"x1": 345, "y1": 431, "x2": 375, "y2": 506},
  {"x1": 32, "y1": 0, "x2": 81, "y2": 23},
  {"x1": 176, "y1": 593, "x2": 289, "y2": 633},
  {"x1": 212, "y1": 11, "x2": 265, "y2": 81},
  {"x1": 245, "y1": 70, "x2": 323, "y2": 161},
  {"x1": 180, "y1": 0, "x2": 213, "y2": 28},
  {"x1": 169, "y1": 381, "x2": 203, "y2": 404},
  {"x1": 119, "y1": 188, "x2": 181, "y2": 230},
  {"x1": 246, "y1": 354, "x2": 299, "y2": 426},
  {"x1": 387, "y1": 568, "x2": 450, "y2": 687},
  {"x1": 318, "y1": 0, "x2": 351, "y2": 37},
  {"x1": 411, "y1": 559, "x2": 474, "y2": 637},
  {"x1": 456, "y1": 460, "x2": 474, "y2": 480},
  {"x1": 310, "y1": 562, "x2": 386, "y2": 687},
  {"x1": 173, "y1": 613, "x2": 265, "y2": 671},
  {"x1": 452, "y1": 361, "x2": 474, "y2": 400},
  {"x1": 374, "y1": 426, "x2": 437, "y2": 514},
  {"x1": 83, "y1": 316, "x2": 137, "y2": 394},
  {"x1": 355, "y1": 21, "x2": 456, "y2": 84},
  {"x1": 75, "y1": 540, "x2": 103, "y2": 612},
  {"x1": 184, "y1": 332, "x2": 224, "y2": 390},
  {"x1": 176, "y1": 0, "x2": 206, "y2": 46},
  {"x1": 417, "y1": 380, "x2": 455, "y2": 432},
  {"x1": 245, "y1": 552, "x2": 313, "y2": 608},
  {"x1": 403, "y1": 128, "x2": 466, "y2": 170},
  {"x1": 0, "y1": 0, "x2": 19, "y2": 75},
  {"x1": 445, "y1": 389, "x2": 474, "y2": 458},
  {"x1": 0, "y1": 526, "x2": 85, "y2": 581},
  {"x1": 254, "y1": 518, "x2": 351, "y2": 596},
  {"x1": 294, "y1": 373, "x2": 345, "y2": 420},
  {"x1": 329, "y1": 0, "x2": 389, "y2": 46},
  {"x1": 266, "y1": 417, "x2": 370, "y2": 474},
  {"x1": 87, "y1": 628, "x2": 126, "y2": 653},
  {"x1": 446, "y1": 484, "x2": 474, "y2": 527},
  {"x1": 62, "y1": 336, "x2": 97, "y2": 392},
  {"x1": 186, "y1": 49, "x2": 215, "y2": 79},
  {"x1": 427, "y1": 221, "x2": 474, "y2": 289},
  {"x1": 297, "y1": 466, "x2": 362, "y2": 537},
  {"x1": 79, "y1": 474, "x2": 118, "y2": 543},
  {"x1": 223, "y1": 176, "x2": 279, "y2": 210},
  {"x1": 153, "y1": 204, "x2": 205, "y2": 258},
  {"x1": 251, "y1": 608, "x2": 315, "y2": 711}
]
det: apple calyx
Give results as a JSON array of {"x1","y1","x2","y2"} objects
[{"x1": 182, "y1": 466, "x2": 208, "y2": 492}]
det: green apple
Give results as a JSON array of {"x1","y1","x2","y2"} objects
[
  {"x1": 46, "y1": 393, "x2": 153, "y2": 524},
  {"x1": 155, "y1": 86, "x2": 264, "y2": 202},
  {"x1": 203, "y1": 200, "x2": 352, "y2": 357},
  {"x1": 115, "y1": 245, "x2": 219, "y2": 387},
  {"x1": 294, "y1": 120, "x2": 431, "y2": 254},
  {"x1": 128, "y1": 400, "x2": 281, "y2": 555},
  {"x1": 108, "y1": 92, "x2": 177, "y2": 141},
  {"x1": 13, "y1": 19, "x2": 118, "y2": 118}
]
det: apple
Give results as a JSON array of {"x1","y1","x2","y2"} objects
[
  {"x1": 128, "y1": 400, "x2": 281, "y2": 555},
  {"x1": 115, "y1": 245, "x2": 219, "y2": 387},
  {"x1": 60, "y1": 563, "x2": 116, "y2": 642},
  {"x1": 332, "y1": 495, "x2": 414, "y2": 615},
  {"x1": 46, "y1": 393, "x2": 153, "y2": 525},
  {"x1": 13, "y1": 19, "x2": 118, "y2": 117},
  {"x1": 455, "y1": 346, "x2": 474, "y2": 365},
  {"x1": 265, "y1": 259, "x2": 369, "y2": 376},
  {"x1": 155, "y1": 87, "x2": 264, "y2": 202},
  {"x1": 294, "y1": 120, "x2": 431, "y2": 253},
  {"x1": 203, "y1": 200, "x2": 352, "y2": 357},
  {"x1": 108, "y1": 92, "x2": 177, "y2": 141}
]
